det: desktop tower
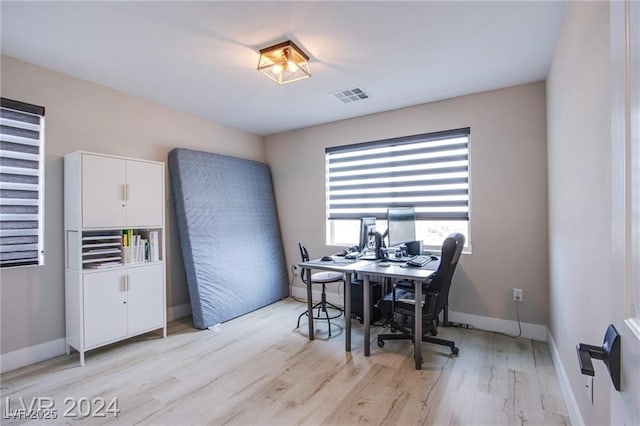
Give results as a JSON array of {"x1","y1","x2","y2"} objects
[{"x1": 350, "y1": 279, "x2": 383, "y2": 324}]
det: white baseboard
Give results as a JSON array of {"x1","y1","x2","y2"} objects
[
  {"x1": 547, "y1": 329, "x2": 585, "y2": 426},
  {"x1": 0, "y1": 338, "x2": 66, "y2": 373},
  {"x1": 291, "y1": 286, "x2": 547, "y2": 341},
  {"x1": 448, "y1": 310, "x2": 548, "y2": 341},
  {"x1": 2, "y1": 305, "x2": 191, "y2": 373},
  {"x1": 167, "y1": 303, "x2": 191, "y2": 321}
]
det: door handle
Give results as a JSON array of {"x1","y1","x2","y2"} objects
[{"x1": 576, "y1": 324, "x2": 621, "y2": 391}]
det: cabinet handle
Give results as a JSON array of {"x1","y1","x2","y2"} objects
[
  {"x1": 123, "y1": 274, "x2": 130, "y2": 292},
  {"x1": 123, "y1": 184, "x2": 129, "y2": 201}
]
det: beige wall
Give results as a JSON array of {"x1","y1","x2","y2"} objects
[
  {"x1": 0, "y1": 55, "x2": 551, "y2": 357},
  {"x1": 265, "y1": 82, "x2": 549, "y2": 326},
  {"x1": 0, "y1": 56, "x2": 264, "y2": 354},
  {"x1": 546, "y1": 2, "x2": 611, "y2": 423}
]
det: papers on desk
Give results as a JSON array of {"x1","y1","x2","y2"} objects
[
  {"x1": 360, "y1": 255, "x2": 378, "y2": 260},
  {"x1": 332, "y1": 259, "x2": 357, "y2": 264},
  {"x1": 387, "y1": 256, "x2": 413, "y2": 263}
]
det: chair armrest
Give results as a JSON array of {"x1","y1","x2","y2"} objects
[{"x1": 423, "y1": 290, "x2": 439, "y2": 316}]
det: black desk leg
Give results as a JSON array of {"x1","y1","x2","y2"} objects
[
  {"x1": 344, "y1": 272, "x2": 352, "y2": 352},
  {"x1": 414, "y1": 279, "x2": 422, "y2": 370},
  {"x1": 363, "y1": 274, "x2": 371, "y2": 356},
  {"x1": 305, "y1": 267, "x2": 314, "y2": 340}
]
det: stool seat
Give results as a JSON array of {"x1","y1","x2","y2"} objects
[{"x1": 311, "y1": 271, "x2": 344, "y2": 283}]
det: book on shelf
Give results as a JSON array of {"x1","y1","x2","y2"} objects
[
  {"x1": 120, "y1": 229, "x2": 159, "y2": 262},
  {"x1": 149, "y1": 231, "x2": 159, "y2": 262},
  {"x1": 122, "y1": 229, "x2": 135, "y2": 247}
]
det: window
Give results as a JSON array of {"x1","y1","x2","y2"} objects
[
  {"x1": 325, "y1": 128, "x2": 470, "y2": 251},
  {"x1": 0, "y1": 98, "x2": 45, "y2": 268}
]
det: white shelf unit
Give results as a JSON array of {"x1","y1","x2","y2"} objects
[
  {"x1": 81, "y1": 231, "x2": 122, "y2": 268},
  {"x1": 64, "y1": 151, "x2": 167, "y2": 366}
]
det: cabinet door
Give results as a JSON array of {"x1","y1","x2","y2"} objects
[
  {"x1": 83, "y1": 270, "x2": 128, "y2": 348},
  {"x1": 126, "y1": 160, "x2": 164, "y2": 227},
  {"x1": 82, "y1": 155, "x2": 127, "y2": 228},
  {"x1": 126, "y1": 263, "x2": 164, "y2": 335}
]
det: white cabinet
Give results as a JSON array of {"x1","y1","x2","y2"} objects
[
  {"x1": 79, "y1": 153, "x2": 164, "y2": 229},
  {"x1": 83, "y1": 269, "x2": 128, "y2": 348},
  {"x1": 83, "y1": 264, "x2": 164, "y2": 348},
  {"x1": 126, "y1": 263, "x2": 165, "y2": 335},
  {"x1": 81, "y1": 155, "x2": 127, "y2": 228},
  {"x1": 64, "y1": 151, "x2": 166, "y2": 366},
  {"x1": 125, "y1": 160, "x2": 164, "y2": 227}
]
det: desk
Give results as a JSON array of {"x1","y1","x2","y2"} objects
[
  {"x1": 355, "y1": 262, "x2": 436, "y2": 370},
  {"x1": 298, "y1": 258, "x2": 372, "y2": 352},
  {"x1": 299, "y1": 258, "x2": 436, "y2": 369}
]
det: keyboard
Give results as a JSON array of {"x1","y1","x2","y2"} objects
[{"x1": 406, "y1": 255, "x2": 432, "y2": 267}]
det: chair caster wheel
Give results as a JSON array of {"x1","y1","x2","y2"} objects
[
  {"x1": 377, "y1": 340, "x2": 385, "y2": 348},
  {"x1": 451, "y1": 346, "x2": 459, "y2": 355}
]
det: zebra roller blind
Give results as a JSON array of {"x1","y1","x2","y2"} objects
[
  {"x1": 0, "y1": 98, "x2": 45, "y2": 268},
  {"x1": 326, "y1": 128, "x2": 470, "y2": 221}
]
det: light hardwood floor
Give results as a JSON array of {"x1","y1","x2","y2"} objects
[{"x1": 1, "y1": 299, "x2": 569, "y2": 425}]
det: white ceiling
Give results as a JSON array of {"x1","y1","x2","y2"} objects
[{"x1": 1, "y1": 1, "x2": 567, "y2": 136}]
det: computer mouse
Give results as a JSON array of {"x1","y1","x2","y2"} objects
[
  {"x1": 430, "y1": 255, "x2": 438, "y2": 261},
  {"x1": 321, "y1": 256, "x2": 333, "y2": 261}
]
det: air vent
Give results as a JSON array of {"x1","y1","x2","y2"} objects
[{"x1": 329, "y1": 87, "x2": 369, "y2": 104}]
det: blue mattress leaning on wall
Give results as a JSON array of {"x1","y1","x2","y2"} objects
[{"x1": 168, "y1": 148, "x2": 288, "y2": 329}]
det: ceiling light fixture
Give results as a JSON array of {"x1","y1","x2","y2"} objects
[{"x1": 257, "y1": 40, "x2": 311, "y2": 85}]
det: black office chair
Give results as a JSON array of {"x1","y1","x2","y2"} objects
[
  {"x1": 296, "y1": 243, "x2": 345, "y2": 337},
  {"x1": 376, "y1": 232, "x2": 465, "y2": 355}
]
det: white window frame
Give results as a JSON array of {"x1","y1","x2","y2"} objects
[
  {"x1": 325, "y1": 128, "x2": 470, "y2": 251},
  {"x1": 0, "y1": 98, "x2": 46, "y2": 268}
]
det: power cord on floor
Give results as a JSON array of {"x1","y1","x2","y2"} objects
[
  {"x1": 288, "y1": 265, "x2": 348, "y2": 309},
  {"x1": 289, "y1": 265, "x2": 307, "y2": 303},
  {"x1": 447, "y1": 300, "x2": 522, "y2": 338}
]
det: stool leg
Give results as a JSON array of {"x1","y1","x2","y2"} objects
[
  {"x1": 321, "y1": 284, "x2": 328, "y2": 312},
  {"x1": 298, "y1": 282, "x2": 343, "y2": 337},
  {"x1": 296, "y1": 310, "x2": 307, "y2": 329},
  {"x1": 317, "y1": 294, "x2": 324, "y2": 317},
  {"x1": 321, "y1": 284, "x2": 331, "y2": 336}
]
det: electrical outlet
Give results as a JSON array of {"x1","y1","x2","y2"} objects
[
  {"x1": 585, "y1": 376, "x2": 594, "y2": 404},
  {"x1": 512, "y1": 288, "x2": 523, "y2": 302},
  {"x1": 291, "y1": 265, "x2": 299, "y2": 277}
]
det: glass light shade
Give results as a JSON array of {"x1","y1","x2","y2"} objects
[
  {"x1": 272, "y1": 64, "x2": 283, "y2": 75},
  {"x1": 258, "y1": 40, "x2": 311, "y2": 84}
]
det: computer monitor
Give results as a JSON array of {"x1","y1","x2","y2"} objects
[
  {"x1": 387, "y1": 207, "x2": 416, "y2": 247},
  {"x1": 359, "y1": 217, "x2": 376, "y2": 252}
]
